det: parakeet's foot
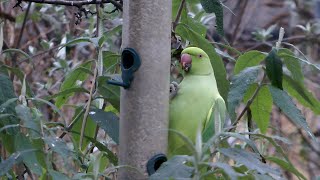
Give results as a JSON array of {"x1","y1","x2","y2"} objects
[{"x1": 169, "y1": 81, "x2": 179, "y2": 99}]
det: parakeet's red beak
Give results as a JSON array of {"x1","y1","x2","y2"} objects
[{"x1": 180, "y1": 54, "x2": 192, "y2": 72}]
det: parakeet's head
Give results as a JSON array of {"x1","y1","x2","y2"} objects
[{"x1": 180, "y1": 47, "x2": 213, "y2": 75}]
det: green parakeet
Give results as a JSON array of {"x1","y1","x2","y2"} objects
[{"x1": 168, "y1": 47, "x2": 226, "y2": 156}]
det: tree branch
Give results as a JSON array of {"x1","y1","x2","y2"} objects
[
  {"x1": 172, "y1": 0, "x2": 186, "y2": 31},
  {"x1": 228, "y1": 73, "x2": 267, "y2": 132},
  {"x1": 17, "y1": 0, "x2": 122, "y2": 11},
  {"x1": 80, "y1": 66, "x2": 98, "y2": 148},
  {"x1": 0, "y1": 11, "x2": 16, "y2": 22}
]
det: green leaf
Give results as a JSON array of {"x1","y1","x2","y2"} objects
[
  {"x1": 87, "y1": 138, "x2": 118, "y2": 166},
  {"x1": 269, "y1": 86, "x2": 316, "y2": 140},
  {"x1": 2, "y1": 48, "x2": 32, "y2": 63},
  {"x1": 28, "y1": 97, "x2": 66, "y2": 124},
  {"x1": 280, "y1": 53, "x2": 320, "y2": 72},
  {"x1": 212, "y1": 42, "x2": 242, "y2": 56},
  {"x1": 102, "y1": 51, "x2": 120, "y2": 74},
  {"x1": 70, "y1": 131, "x2": 118, "y2": 165},
  {"x1": 44, "y1": 137, "x2": 74, "y2": 159},
  {"x1": 181, "y1": 6, "x2": 207, "y2": 37},
  {"x1": 200, "y1": 0, "x2": 224, "y2": 36},
  {"x1": 279, "y1": 52, "x2": 304, "y2": 83},
  {"x1": 96, "y1": 27, "x2": 122, "y2": 48},
  {"x1": 0, "y1": 124, "x2": 20, "y2": 133},
  {"x1": 175, "y1": 23, "x2": 229, "y2": 100},
  {"x1": 265, "y1": 48, "x2": 283, "y2": 90},
  {"x1": 89, "y1": 108, "x2": 119, "y2": 144},
  {"x1": 207, "y1": 162, "x2": 243, "y2": 180},
  {"x1": 97, "y1": 76, "x2": 120, "y2": 111},
  {"x1": 227, "y1": 66, "x2": 260, "y2": 121},
  {"x1": 14, "y1": 133, "x2": 42, "y2": 175},
  {"x1": 31, "y1": 138, "x2": 47, "y2": 170},
  {"x1": 220, "y1": 132, "x2": 260, "y2": 154},
  {"x1": 218, "y1": 148, "x2": 280, "y2": 176},
  {"x1": 234, "y1": 51, "x2": 266, "y2": 74},
  {"x1": 0, "y1": 74, "x2": 18, "y2": 134},
  {"x1": 71, "y1": 107, "x2": 96, "y2": 151},
  {"x1": 45, "y1": 87, "x2": 89, "y2": 100},
  {"x1": 87, "y1": 152, "x2": 109, "y2": 179},
  {"x1": 283, "y1": 75, "x2": 320, "y2": 114},
  {"x1": 0, "y1": 65, "x2": 34, "y2": 96},
  {"x1": 76, "y1": 66, "x2": 94, "y2": 76},
  {"x1": 55, "y1": 60, "x2": 93, "y2": 108},
  {"x1": 266, "y1": 157, "x2": 306, "y2": 180},
  {"x1": 205, "y1": 132, "x2": 261, "y2": 156},
  {"x1": 48, "y1": 170, "x2": 70, "y2": 180},
  {"x1": 0, "y1": 152, "x2": 21, "y2": 176},
  {"x1": 247, "y1": 133, "x2": 291, "y2": 163},
  {"x1": 0, "y1": 113, "x2": 15, "y2": 119},
  {"x1": 0, "y1": 75, "x2": 17, "y2": 111},
  {"x1": 0, "y1": 133, "x2": 15, "y2": 153},
  {"x1": 150, "y1": 155, "x2": 194, "y2": 180},
  {"x1": 58, "y1": 37, "x2": 92, "y2": 50},
  {"x1": 15, "y1": 105, "x2": 41, "y2": 138},
  {"x1": 247, "y1": 85, "x2": 272, "y2": 134}
]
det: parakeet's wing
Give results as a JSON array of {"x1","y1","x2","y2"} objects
[{"x1": 202, "y1": 96, "x2": 226, "y2": 143}]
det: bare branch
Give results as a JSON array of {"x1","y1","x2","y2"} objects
[
  {"x1": 172, "y1": 0, "x2": 186, "y2": 31},
  {"x1": 16, "y1": 0, "x2": 122, "y2": 11}
]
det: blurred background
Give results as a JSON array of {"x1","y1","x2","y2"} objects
[{"x1": 1, "y1": 0, "x2": 320, "y2": 179}]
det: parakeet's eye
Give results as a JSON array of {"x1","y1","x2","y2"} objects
[{"x1": 198, "y1": 54, "x2": 203, "y2": 58}]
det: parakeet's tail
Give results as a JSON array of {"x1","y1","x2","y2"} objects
[{"x1": 214, "y1": 97, "x2": 226, "y2": 135}]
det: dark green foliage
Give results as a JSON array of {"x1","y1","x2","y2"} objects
[
  {"x1": 0, "y1": 74, "x2": 18, "y2": 134},
  {"x1": 265, "y1": 48, "x2": 283, "y2": 90},
  {"x1": 97, "y1": 76, "x2": 120, "y2": 111},
  {"x1": 218, "y1": 148, "x2": 280, "y2": 176},
  {"x1": 228, "y1": 66, "x2": 260, "y2": 121},
  {"x1": 269, "y1": 86, "x2": 316, "y2": 140},
  {"x1": 89, "y1": 108, "x2": 119, "y2": 144},
  {"x1": 14, "y1": 133, "x2": 43, "y2": 175},
  {"x1": 200, "y1": 0, "x2": 224, "y2": 36},
  {"x1": 0, "y1": 152, "x2": 22, "y2": 176},
  {"x1": 55, "y1": 60, "x2": 93, "y2": 108},
  {"x1": 234, "y1": 51, "x2": 266, "y2": 74}
]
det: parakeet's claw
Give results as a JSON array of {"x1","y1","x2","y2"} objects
[{"x1": 169, "y1": 81, "x2": 179, "y2": 99}]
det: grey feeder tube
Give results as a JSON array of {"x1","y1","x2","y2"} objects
[{"x1": 119, "y1": 0, "x2": 171, "y2": 179}]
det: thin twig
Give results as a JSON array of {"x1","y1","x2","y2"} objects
[
  {"x1": 245, "y1": 35, "x2": 306, "y2": 51},
  {"x1": 231, "y1": 0, "x2": 249, "y2": 45},
  {"x1": 297, "y1": 129, "x2": 320, "y2": 156},
  {"x1": 11, "y1": 2, "x2": 31, "y2": 70},
  {"x1": 16, "y1": 2, "x2": 31, "y2": 49},
  {"x1": 172, "y1": 0, "x2": 186, "y2": 31},
  {"x1": 80, "y1": 66, "x2": 98, "y2": 148},
  {"x1": 92, "y1": 4, "x2": 101, "y2": 150},
  {"x1": 228, "y1": 73, "x2": 267, "y2": 132},
  {"x1": 58, "y1": 107, "x2": 86, "y2": 139},
  {"x1": 96, "y1": 4, "x2": 100, "y2": 37}
]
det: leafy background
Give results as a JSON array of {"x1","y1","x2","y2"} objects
[{"x1": 0, "y1": 0, "x2": 320, "y2": 179}]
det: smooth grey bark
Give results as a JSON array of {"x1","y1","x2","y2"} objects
[{"x1": 119, "y1": 0, "x2": 171, "y2": 179}]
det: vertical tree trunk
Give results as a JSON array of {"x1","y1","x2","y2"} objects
[{"x1": 119, "y1": 0, "x2": 171, "y2": 179}]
